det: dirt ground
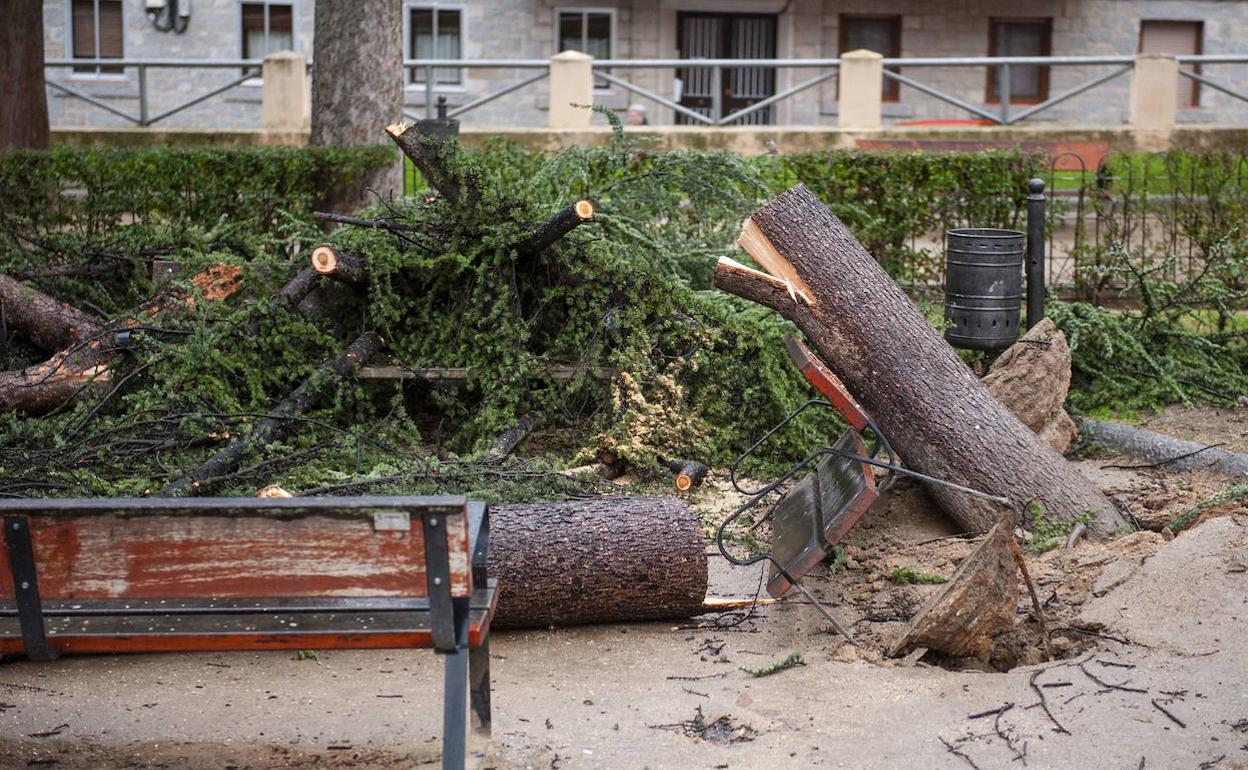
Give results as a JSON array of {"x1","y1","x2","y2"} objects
[{"x1": 2, "y1": 409, "x2": 1247, "y2": 770}]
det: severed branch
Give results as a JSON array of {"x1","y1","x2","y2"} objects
[
  {"x1": 385, "y1": 121, "x2": 478, "y2": 205},
  {"x1": 487, "y1": 412, "x2": 540, "y2": 459},
  {"x1": 310, "y1": 244, "x2": 369, "y2": 286},
  {"x1": 0, "y1": 264, "x2": 244, "y2": 415},
  {"x1": 665, "y1": 459, "x2": 710, "y2": 492},
  {"x1": 160, "y1": 330, "x2": 384, "y2": 497},
  {"x1": 514, "y1": 200, "x2": 595, "y2": 260}
]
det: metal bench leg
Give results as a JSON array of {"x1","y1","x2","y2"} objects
[
  {"x1": 441, "y1": 600, "x2": 470, "y2": 770},
  {"x1": 469, "y1": 635, "x2": 492, "y2": 735}
]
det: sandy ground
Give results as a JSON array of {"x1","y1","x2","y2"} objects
[{"x1": 2, "y1": 418, "x2": 1247, "y2": 770}]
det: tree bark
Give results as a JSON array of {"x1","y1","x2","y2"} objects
[
  {"x1": 159, "y1": 331, "x2": 384, "y2": 497},
  {"x1": 1078, "y1": 418, "x2": 1248, "y2": 478},
  {"x1": 714, "y1": 184, "x2": 1122, "y2": 535},
  {"x1": 514, "y1": 200, "x2": 595, "y2": 260},
  {"x1": 490, "y1": 496, "x2": 708, "y2": 629},
  {"x1": 310, "y1": 0, "x2": 403, "y2": 208},
  {"x1": 0, "y1": 264, "x2": 244, "y2": 415},
  {"x1": 0, "y1": 0, "x2": 50, "y2": 151},
  {"x1": 385, "y1": 121, "x2": 475, "y2": 205},
  {"x1": 0, "y1": 274, "x2": 100, "y2": 351}
]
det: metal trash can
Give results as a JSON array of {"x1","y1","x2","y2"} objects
[{"x1": 944, "y1": 228, "x2": 1024, "y2": 351}]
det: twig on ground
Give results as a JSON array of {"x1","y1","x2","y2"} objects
[
  {"x1": 1150, "y1": 699, "x2": 1186, "y2": 729},
  {"x1": 939, "y1": 736, "x2": 984, "y2": 770},
  {"x1": 1079, "y1": 660, "x2": 1148, "y2": 694},
  {"x1": 1029, "y1": 669, "x2": 1071, "y2": 735}
]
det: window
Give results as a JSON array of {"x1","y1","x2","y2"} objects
[
  {"x1": 840, "y1": 15, "x2": 901, "y2": 102},
  {"x1": 557, "y1": 9, "x2": 613, "y2": 87},
  {"x1": 71, "y1": 0, "x2": 123, "y2": 75},
  {"x1": 409, "y1": 7, "x2": 462, "y2": 86},
  {"x1": 242, "y1": 3, "x2": 294, "y2": 66},
  {"x1": 987, "y1": 18, "x2": 1052, "y2": 103},
  {"x1": 1140, "y1": 20, "x2": 1203, "y2": 108}
]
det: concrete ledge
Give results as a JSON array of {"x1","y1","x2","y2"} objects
[{"x1": 52, "y1": 124, "x2": 1248, "y2": 156}]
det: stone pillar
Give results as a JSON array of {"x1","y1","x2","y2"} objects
[
  {"x1": 549, "y1": 50, "x2": 594, "y2": 129},
  {"x1": 1129, "y1": 54, "x2": 1179, "y2": 132},
  {"x1": 261, "y1": 51, "x2": 310, "y2": 133},
  {"x1": 838, "y1": 49, "x2": 884, "y2": 130}
]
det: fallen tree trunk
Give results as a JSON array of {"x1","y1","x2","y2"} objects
[
  {"x1": 490, "y1": 496, "x2": 707, "y2": 628},
  {"x1": 160, "y1": 330, "x2": 384, "y2": 497},
  {"x1": 0, "y1": 274, "x2": 100, "y2": 351},
  {"x1": 714, "y1": 184, "x2": 1122, "y2": 535}
]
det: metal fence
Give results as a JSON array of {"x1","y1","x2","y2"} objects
[{"x1": 46, "y1": 54, "x2": 1248, "y2": 129}]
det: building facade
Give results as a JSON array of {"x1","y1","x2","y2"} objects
[{"x1": 42, "y1": 0, "x2": 1248, "y2": 130}]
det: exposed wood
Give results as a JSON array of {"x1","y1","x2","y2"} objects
[
  {"x1": 386, "y1": 121, "x2": 476, "y2": 205},
  {"x1": 0, "y1": 0, "x2": 49, "y2": 151},
  {"x1": 714, "y1": 184, "x2": 1122, "y2": 535},
  {"x1": 0, "y1": 264, "x2": 244, "y2": 415},
  {"x1": 700, "y1": 597, "x2": 780, "y2": 611},
  {"x1": 490, "y1": 496, "x2": 708, "y2": 628},
  {"x1": 889, "y1": 521, "x2": 1018, "y2": 659},
  {"x1": 1078, "y1": 417, "x2": 1248, "y2": 478},
  {"x1": 0, "y1": 274, "x2": 100, "y2": 351},
  {"x1": 487, "y1": 412, "x2": 540, "y2": 458},
  {"x1": 665, "y1": 459, "x2": 710, "y2": 492},
  {"x1": 310, "y1": 244, "x2": 369, "y2": 285},
  {"x1": 160, "y1": 331, "x2": 384, "y2": 497},
  {"x1": 514, "y1": 200, "x2": 595, "y2": 259}
]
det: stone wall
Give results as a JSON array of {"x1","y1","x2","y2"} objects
[{"x1": 42, "y1": 0, "x2": 1248, "y2": 130}]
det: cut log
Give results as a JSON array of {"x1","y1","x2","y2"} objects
[
  {"x1": 277, "y1": 267, "x2": 321, "y2": 309},
  {"x1": 888, "y1": 521, "x2": 1018, "y2": 659},
  {"x1": 0, "y1": 264, "x2": 244, "y2": 415},
  {"x1": 714, "y1": 184, "x2": 1122, "y2": 535},
  {"x1": 514, "y1": 200, "x2": 595, "y2": 259},
  {"x1": 310, "y1": 244, "x2": 369, "y2": 286},
  {"x1": 159, "y1": 331, "x2": 384, "y2": 497},
  {"x1": 0, "y1": 274, "x2": 100, "y2": 351},
  {"x1": 665, "y1": 459, "x2": 710, "y2": 492},
  {"x1": 490, "y1": 496, "x2": 708, "y2": 628}
]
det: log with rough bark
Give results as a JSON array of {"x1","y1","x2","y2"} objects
[
  {"x1": 1078, "y1": 418, "x2": 1248, "y2": 478},
  {"x1": 714, "y1": 184, "x2": 1122, "y2": 535},
  {"x1": 487, "y1": 412, "x2": 540, "y2": 458},
  {"x1": 160, "y1": 331, "x2": 384, "y2": 497},
  {"x1": 515, "y1": 200, "x2": 595, "y2": 260},
  {"x1": 490, "y1": 496, "x2": 708, "y2": 628},
  {"x1": 664, "y1": 459, "x2": 710, "y2": 492},
  {"x1": 0, "y1": 274, "x2": 100, "y2": 351},
  {"x1": 0, "y1": 264, "x2": 244, "y2": 415},
  {"x1": 310, "y1": 244, "x2": 369, "y2": 285}
]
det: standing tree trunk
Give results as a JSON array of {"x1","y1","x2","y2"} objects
[
  {"x1": 310, "y1": 0, "x2": 403, "y2": 209},
  {"x1": 714, "y1": 184, "x2": 1123, "y2": 536},
  {"x1": 1, "y1": 0, "x2": 50, "y2": 151}
]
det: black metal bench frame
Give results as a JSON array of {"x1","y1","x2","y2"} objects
[{"x1": 0, "y1": 496, "x2": 493, "y2": 770}]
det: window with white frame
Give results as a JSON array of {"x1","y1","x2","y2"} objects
[
  {"x1": 556, "y1": 9, "x2": 613, "y2": 87},
  {"x1": 409, "y1": 7, "x2": 463, "y2": 86},
  {"x1": 71, "y1": 0, "x2": 124, "y2": 75}
]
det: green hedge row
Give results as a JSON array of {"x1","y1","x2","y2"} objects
[{"x1": 0, "y1": 145, "x2": 396, "y2": 235}]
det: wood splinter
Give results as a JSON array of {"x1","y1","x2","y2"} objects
[{"x1": 310, "y1": 244, "x2": 369, "y2": 286}]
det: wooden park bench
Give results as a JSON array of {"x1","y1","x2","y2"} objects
[{"x1": 0, "y1": 495, "x2": 495, "y2": 770}]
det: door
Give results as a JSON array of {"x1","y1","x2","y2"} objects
[{"x1": 677, "y1": 13, "x2": 777, "y2": 125}]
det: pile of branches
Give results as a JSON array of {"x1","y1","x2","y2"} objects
[{"x1": 0, "y1": 117, "x2": 839, "y2": 500}]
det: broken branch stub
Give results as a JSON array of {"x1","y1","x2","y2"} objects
[{"x1": 712, "y1": 184, "x2": 1122, "y2": 535}]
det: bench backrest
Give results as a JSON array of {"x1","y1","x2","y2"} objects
[{"x1": 0, "y1": 496, "x2": 474, "y2": 601}]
